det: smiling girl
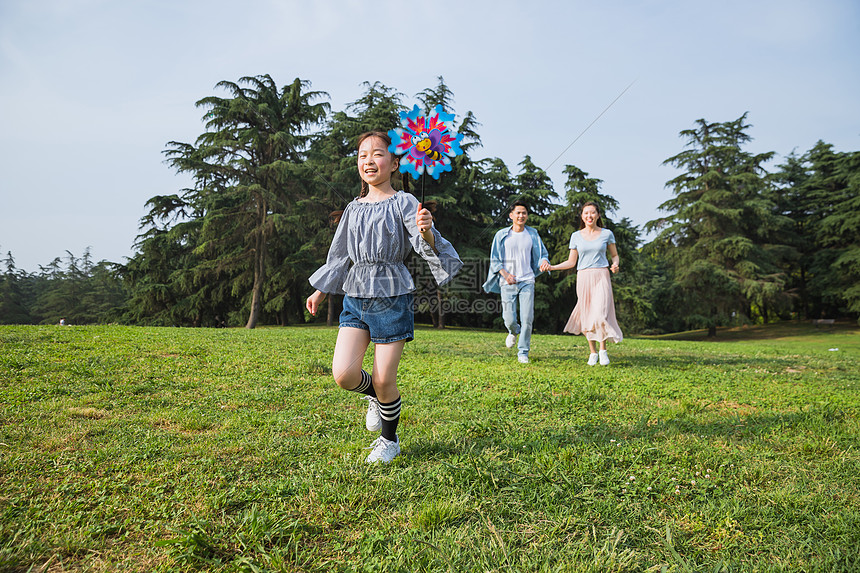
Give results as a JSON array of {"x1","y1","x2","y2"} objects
[
  {"x1": 306, "y1": 131, "x2": 462, "y2": 463},
  {"x1": 541, "y1": 201, "x2": 622, "y2": 365}
]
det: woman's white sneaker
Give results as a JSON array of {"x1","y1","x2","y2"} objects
[
  {"x1": 587, "y1": 353, "x2": 599, "y2": 366},
  {"x1": 365, "y1": 436, "x2": 400, "y2": 463},
  {"x1": 599, "y1": 350, "x2": 610, "y2": 366}
]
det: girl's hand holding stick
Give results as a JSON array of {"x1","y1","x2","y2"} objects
[{"x1": 416, "y1": 204, "x2": 436, "y2": 251}]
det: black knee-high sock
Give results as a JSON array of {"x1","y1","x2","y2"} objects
[
  {"x1": 349, "y1": 369, "x2": 377, "y2": 398},
  {"x1": 378, "y1": 397, "x2": 401, "y2": 441}
]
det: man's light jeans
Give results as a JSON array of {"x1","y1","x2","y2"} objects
[{"x1": 500, "y1": 281, "x2": 535, "y2": 358}]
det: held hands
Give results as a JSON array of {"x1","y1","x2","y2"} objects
[
  {"x1": 610, "y1": 262, "x2": 619, "y2": 274},
  {"x1": 539, "y1": 260, "x2": 553, "y2": 273},
  {"x1": 306, "y1": 290, "x2": 326, "y2": 316}
]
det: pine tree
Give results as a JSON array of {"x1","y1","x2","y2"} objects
[
  {"x1": 646, "y1": 114, "x2": 791, "y2": 335},
  {"x1": 514, "y1": 156, "x2": 558, "y2": 219},
  {"x1": 0, "y1": 251, "x2": 31, "y2": 324},
  {"x1": 805, "y1": 144, "x2": 860, "y2": 319},
  {"x1": 159, "y1": 75, "x2": 329, "y2": 328},
  {"x1": 768, "y1": 151, "x2": 811, "y2": 318}
]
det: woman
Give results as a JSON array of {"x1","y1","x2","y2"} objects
[{"x1": 540, "y1": 202, "x2": 622, "y2": 365}]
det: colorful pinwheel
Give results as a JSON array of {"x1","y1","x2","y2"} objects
[{"x1": 388, "y1": 104, "x2": 464, "y2": 182}]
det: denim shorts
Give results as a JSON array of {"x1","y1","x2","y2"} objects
[{"x1": 340, "y1": 293, "x2": 414, "y2": 344}]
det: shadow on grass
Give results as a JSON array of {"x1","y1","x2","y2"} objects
[
  {"x1": 572, "y1": 407, "x2": 848, "y2": 444},
  {"x1": 526, "y1": 350, "x2": 832, "y2": 374},
  {"x1": 641, "y1": 320, "x2": 858, "y2": 342},
  {"x1": 612, "y1": 353, "x2": 819, "y2": 371},
  {"x1": 404, "y1": 404, "x2": 850, "y2": 462}
]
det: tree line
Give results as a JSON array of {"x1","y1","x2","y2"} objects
[{"x1": 2, "y1": 75, "x2": 858, "y2": 333}]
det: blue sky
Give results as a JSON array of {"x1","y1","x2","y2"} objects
[{"x1": 1, "y1": 0, "x2": 858, "y2": 272}]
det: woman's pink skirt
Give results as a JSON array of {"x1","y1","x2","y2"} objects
[{"x1": 563, "y1": 267, "x2": 623, "y2": 343}]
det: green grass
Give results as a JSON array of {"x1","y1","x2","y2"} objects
[{"x1": 1, "y1": 323, "x2": 858, "y2": 572}]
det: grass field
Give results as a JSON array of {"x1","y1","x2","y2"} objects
[{"x1": 1, "y1": 322, "x2": 858, "y2": 572}]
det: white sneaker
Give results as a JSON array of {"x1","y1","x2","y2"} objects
[
  {"x1": 362, "y1": 396, "x2": 381, "y2": 432},
  {"x1": 505, "y1": 333, "x2": 516, "y2": 348},
  {"x1": 365, "y1": 436, "x2": 400, "y2": 463},
  {"x1": 587, "y1": 353, "x2": 599, "y2": 366},
  {"x1": 599, "y1": 350, "x2": 610, "y2": 366},
  {"x1": 518, "y1": 355, "x2": 529, "y2": 364}
]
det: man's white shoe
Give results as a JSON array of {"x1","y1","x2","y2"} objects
[
  {"x1": 365, "y1": 436, "x2": 400, "y2": 463},
  {"x1": 362, "y1": 396, "x2": 381, "y2": 432},
  {"x1": 587, "y1": 353, "x2": 599, "y2": 366},
  {"x1": 505, "y1": 333, "x2": 516, "y2": 348},
  {"x1": 518, "y1": 355, "x2": 529, "y2": 364},
  {"x1": 599, "y1": 350, "x2": 610, "y2": 366}
]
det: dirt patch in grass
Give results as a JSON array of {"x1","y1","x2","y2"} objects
[{"x1": 68, "y1": 407, "x2": 110, "y2": 419}]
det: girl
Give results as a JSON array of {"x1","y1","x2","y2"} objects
[
  {"x1": 306, "y1": 131, "x2": 462, "y2": 463},
  {"x1": 540, "y1": 202, "x2": 622, "y2": 365}
]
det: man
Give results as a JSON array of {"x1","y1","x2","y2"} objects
[{"x1": 482, "y1": 201, "x2": 550, "y2": 364}]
